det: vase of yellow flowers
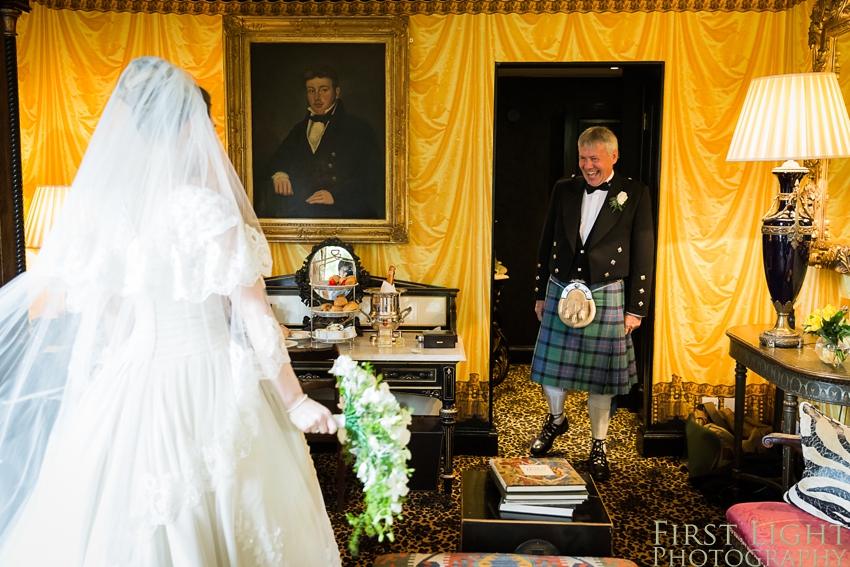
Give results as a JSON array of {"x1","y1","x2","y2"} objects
[{"x1": 804, "y1": 304, "x2": 850, "y2": 367}]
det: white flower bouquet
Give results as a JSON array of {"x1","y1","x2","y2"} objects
[{"x1": 330, "y1": 355, "x2": 413, "y2": 555}]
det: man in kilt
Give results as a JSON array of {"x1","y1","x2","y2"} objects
[{"x1": 530, "y1": 126, "x2": 654, "y2": 482}]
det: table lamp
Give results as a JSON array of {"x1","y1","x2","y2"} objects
[
  {"x1": 727, "y1": 73, "x2": 850, "y2": 348},
  {"x1": 25, "y1": 185, "x2": 70, "y2": 257}
]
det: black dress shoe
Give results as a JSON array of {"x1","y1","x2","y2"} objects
[
  {"x1": 529, "y1": 414, "x2": 569, "y2": 457},
  {"x1": 588, "y1": 438, "x2": 610, "y2": 482}
]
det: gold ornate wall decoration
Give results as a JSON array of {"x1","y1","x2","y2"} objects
[
  {"x1": 652, "y1": 374, "x2": 775, "y2": 424},
  {"x1": 810, "y1": 0, "x2": 850, "y2": 73},
  {"x1": 35, "y1": 0, "x2": 803, "y2": 16},
  {"x1": 807, "y1": 0, "x2": 850, "y2": 271}
]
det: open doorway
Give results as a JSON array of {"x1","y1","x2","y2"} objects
[{"x1": 490, "y1": 62, "x2": 663, "y2": 434}]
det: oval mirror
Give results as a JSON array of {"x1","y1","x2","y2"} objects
[
  {"x1": 309, "y1": 246, "x2": 355, "y2": 285},
  {"x1": 294, "y1": 238, "x2": 371, "y2": 305}
]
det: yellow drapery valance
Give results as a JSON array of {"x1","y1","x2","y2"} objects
[{"x1": 18, "y1": 0, "x2": 845, "y2": 412}]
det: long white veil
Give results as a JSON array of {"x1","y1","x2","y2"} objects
[{"x1": 0, "y1": 57, "x2": 277, "y2": 549}]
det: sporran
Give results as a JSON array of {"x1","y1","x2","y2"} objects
[{"x1": 557, "y1": 281, "x2": 596, "y2": 328}]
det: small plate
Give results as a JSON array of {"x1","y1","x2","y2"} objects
[
  {"x1": 289, "y1": 330, "x2": 311, "y2": 341},
  {"x1": 284, "y1": 340, "x2": 298, "y2": 348}
]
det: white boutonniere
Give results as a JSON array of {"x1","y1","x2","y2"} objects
[{"x1": 609, "y1": 191, "x2": 628, "y2": 212}]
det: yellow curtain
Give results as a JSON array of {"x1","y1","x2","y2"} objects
[
  {"x1": 18, "y1": 2, "x2": 837, "y2": 399},
  {"x1": 16, "y1": 5, "x2": 224, "y2": 201}
]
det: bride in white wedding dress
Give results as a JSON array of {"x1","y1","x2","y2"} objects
[{"x1": 0, "y1": 57, "x2": 342, "y2": 566}]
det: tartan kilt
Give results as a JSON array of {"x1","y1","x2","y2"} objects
[{"x1": 530, "y1": 277, "x2": 637, "y2": 395}]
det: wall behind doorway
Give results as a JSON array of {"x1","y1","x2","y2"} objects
[{"x1": 492, "y1": 63, "x2": 662, "y2": 414}]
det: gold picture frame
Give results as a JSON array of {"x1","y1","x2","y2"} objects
[{"x1": 223, "y1": 15, "x2": 409, "y2": 243}]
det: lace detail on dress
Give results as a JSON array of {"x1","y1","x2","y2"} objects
[
  {"x1": 165, "y1": 186, "x2": 273, "y2": 302},
  {"x1": 257, "y1": 314, "x2": 290, "y2": 379},
  {"x1": 132, "y1": 443, "x2": 211, "y2": 540},
  {"x1": 235, "y1": 510, "x2": 286, "y2": 567},
  {"x1": 131, "y1": 340, "x2": 266, "y2": 535},
  {"x1": 244, "y1": 224, "x2": 273, "y2": 278}
]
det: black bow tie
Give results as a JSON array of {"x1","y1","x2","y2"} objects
[
  {"x1": 585, "y1": 182, "x2": 610, "y2": 194},
  {"x1": 309, "y1": 114, "x2": 331, "y2": 124}
]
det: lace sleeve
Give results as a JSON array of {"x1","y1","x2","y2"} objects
[
  {"x1": 164, "y1": 186, "x2": 273, "y2": 302},
  {"x1": 256, "y1": 313, "x2": 291, "y2": 379}
]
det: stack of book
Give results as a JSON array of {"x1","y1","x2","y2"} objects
[{"x1": 489, "y1": 457, "x2": 589, "y2": 519}]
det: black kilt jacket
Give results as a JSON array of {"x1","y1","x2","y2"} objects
[{"x1": 534, "y1": 173, "x2": 655, "y2": 318}]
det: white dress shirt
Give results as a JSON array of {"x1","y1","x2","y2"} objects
[{"x1": 579, "y1": 171, "x2": 614, "y2": 243}]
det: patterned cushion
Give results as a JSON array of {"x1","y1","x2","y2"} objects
[
  {"x1": 726, "y1": 501, "x2": 847, "y2": 566},
  {"x1": 786, "y1": 402, "x2": 850, "y2": 527},
  {"x1": 372, "y1": 554, "x2": 638, "y2": 567}
]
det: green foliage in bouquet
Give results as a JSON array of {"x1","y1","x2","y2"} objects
[{"x1": 330, "y1": 355, "x2": 413, "y2": 555}]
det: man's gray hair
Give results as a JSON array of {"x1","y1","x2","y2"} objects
[{"x1": 578, "y1": 126, "x2": 618, "y2": 155}]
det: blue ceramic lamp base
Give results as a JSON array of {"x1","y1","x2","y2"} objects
[{"x1": 758, "y1": 162, "x2": 812, "y2": 349}]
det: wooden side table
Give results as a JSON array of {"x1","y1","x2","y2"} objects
[
  {"x1": 460, "y1": 470, "x2": 612, "y2": 557},
  {"x1": 726, "y1": 325, "x2": 850, "y2": 496}
]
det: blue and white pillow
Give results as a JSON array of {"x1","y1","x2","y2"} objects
[{"x1": 785, "y1": 402, "x2": 850, "y2": 527}]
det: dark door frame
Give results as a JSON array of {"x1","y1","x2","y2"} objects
[{"x1": 489, "y1": 61, "x2": 676, "y2": 456}]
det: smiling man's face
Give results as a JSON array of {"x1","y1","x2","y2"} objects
[{"x1": 578, "y1": 143, "x2": 618, "y2": 187}]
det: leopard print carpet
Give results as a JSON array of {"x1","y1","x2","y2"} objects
[{"x1": 314, "y1": 365, "x2": 728, "y2": 567}]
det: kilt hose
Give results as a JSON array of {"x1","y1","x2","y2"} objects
[{"x1": 530, "y1": 277, "x2": 637, "y2": 395}]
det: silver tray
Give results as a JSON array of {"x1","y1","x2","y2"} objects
[
  {"x1": 311, "y1": 307, "x2": 359, "y2": 317},
  {"x1": 311, "y1": 283, "x2": 357, "y2": 290}
]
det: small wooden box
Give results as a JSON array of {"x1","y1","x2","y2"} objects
[{"x1": 423, "y1": 330, "x2": 458, "y2": 348}]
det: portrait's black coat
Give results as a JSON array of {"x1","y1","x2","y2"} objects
[
  {"x1": 534, "y1": 173, "x2": 655, "y2": 318},
  {"x1": 257, "y1": 100, "x2": 384, "y2": 219}
]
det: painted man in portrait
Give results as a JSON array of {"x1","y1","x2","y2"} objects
[{"x1": 258, "y1": 67, "x2": 385, "y2": 220}]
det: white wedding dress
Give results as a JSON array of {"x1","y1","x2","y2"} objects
[
  {"x1": 0, "y1": 191, "x2": 342, "y2": 567},
  {"x1": 0, "y1": 57, "x2": 342, "y2": 567}
]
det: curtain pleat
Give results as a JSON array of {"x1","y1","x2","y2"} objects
[{"x1": 18, "y1": 2, "x2": 847, "y2": 404}]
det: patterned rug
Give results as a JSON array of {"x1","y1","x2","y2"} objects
[{"x1": 313, "y1": 365, "x2": 728, "y2": 567}]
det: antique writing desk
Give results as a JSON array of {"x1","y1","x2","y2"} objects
[{"x1": 727, "y1": 325, "x2": 850, "y2": 494}]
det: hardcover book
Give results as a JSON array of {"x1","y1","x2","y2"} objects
[
  {"x1": 488, "y1": 457, "x2": 586, "y2": 493},
  {"x1": 498, "y1": 499, "x2": 576, "y2": 518},
  {"x1": 498, "y1": 490, "x2": 589, "y2": 504}
]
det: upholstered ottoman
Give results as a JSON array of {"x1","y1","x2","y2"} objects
[
  {"x1": 373, "y1": 554, "x2": 639, "y2": 567},
  {"x1": 727, "y1": 502, "x2": 849, "y2": 565}
]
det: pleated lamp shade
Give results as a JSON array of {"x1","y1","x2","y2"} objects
[
  {"x1": 25, "y1": 185, "x2": 70, "y2": 249},
  {"x1": 727, "y1": 72, "x2": 850, "y2": 162}
]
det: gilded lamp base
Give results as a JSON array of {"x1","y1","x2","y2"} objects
[{"x1": 759, "y1": 301, "x2": 803, "y2": 348}]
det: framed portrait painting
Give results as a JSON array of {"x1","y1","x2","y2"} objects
[{"x1": 223, "y1": 16, "x2": 409, "y2": 243}]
